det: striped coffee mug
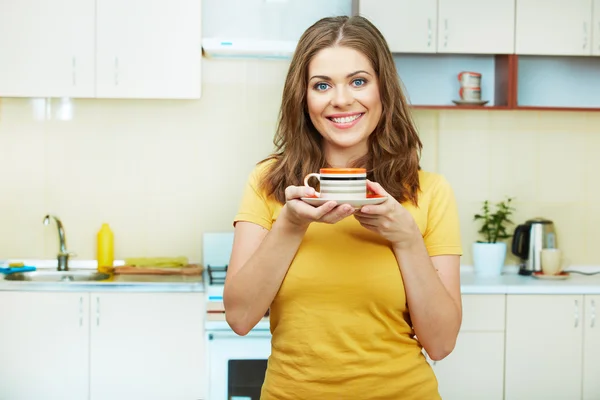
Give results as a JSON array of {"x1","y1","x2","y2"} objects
[{"x1": 303, "y1": 168, "x2": 367, "y2": 199}]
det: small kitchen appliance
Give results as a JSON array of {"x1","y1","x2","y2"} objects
[{"x1": 511, "y1": 218, "x2": 557, "y2": 276}]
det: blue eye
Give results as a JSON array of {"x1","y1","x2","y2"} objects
[
  {"x1": 314, "y1": 83, "x2": 329, "y2": 91},
  {"x1": 352, "y1": 78, "x2": 366, "y2": 87}
]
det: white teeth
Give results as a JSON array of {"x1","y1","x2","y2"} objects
[{"x1": 331, "y1": 114, "x2": 361, "y2": 124}]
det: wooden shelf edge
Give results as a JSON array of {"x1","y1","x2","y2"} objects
[
  {"x1": 410, "y1": 105, "x2": 600, "y2": 111},
  {"x1": 514, "y1": 106, "x2": 600, "y2": 111},
  {"x1": 410, "y1": 105, "x2": 511, "y2": 110}
]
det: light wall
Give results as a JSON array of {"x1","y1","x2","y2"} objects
[{"x1": 0, "y1": 58, "x2": 598, "y2": 267}]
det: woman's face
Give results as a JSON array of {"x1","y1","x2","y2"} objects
[{"x1": 306, "y1": 46, "x2": 382, "y2": 162}]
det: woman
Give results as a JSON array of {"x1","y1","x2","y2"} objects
[{"x1": 224, "y1": 15, "x2": 463, "y2": 399}]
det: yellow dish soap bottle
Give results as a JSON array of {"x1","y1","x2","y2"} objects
[{"x1": 97, "y1": 223, "x2": 114, "y2": 274}]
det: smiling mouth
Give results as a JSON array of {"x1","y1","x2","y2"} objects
[{"x1": 326, "y1": 113, "x2": 364, "y2": 124}]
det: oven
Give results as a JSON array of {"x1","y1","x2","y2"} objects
[
  {"x1": 203, "y1": 232, "x2": 272, "y2": 400},
  {"x1": 206, "y1": 328, "x2": 271, "y2": 400}
]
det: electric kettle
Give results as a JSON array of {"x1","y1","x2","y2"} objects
[{"x1": 511, "y1": 218, "x2": 557, "y2": 275}]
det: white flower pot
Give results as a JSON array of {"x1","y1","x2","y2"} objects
[{"x1": 472, "y1": 242, "x2": 507, "y2": 277}]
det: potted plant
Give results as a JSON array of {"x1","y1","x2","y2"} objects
[{"x1": 472, "y1": 197, "x2": 515, "y2": 276}]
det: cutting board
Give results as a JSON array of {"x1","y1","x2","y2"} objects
[{"x1": 113, "y1": 264, "x2": 203, "y2": 276}]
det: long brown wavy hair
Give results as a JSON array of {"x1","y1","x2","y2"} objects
[{"x1": 258, "y1": 15, "x2": 423, "y2": 206}]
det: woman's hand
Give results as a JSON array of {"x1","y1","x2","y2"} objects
[
  {"x1": 282, "y1": 185, "x2": 356, "y2": 229},
  {"x1": 354, "y1": 180, "x2": 421, "y2": 249}
]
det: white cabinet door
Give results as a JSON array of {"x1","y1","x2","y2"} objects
[
  {"x1": 0, "y1": 292, "x2": 90, "y2": 400},
  {"x1": 438, "y1": 0, "x2": 515, "y2": 54},
  {"x1": 431, "y1": 294, "x2": 505, "y2": 400},
  {"x1": 96, "y1": 0, "x2": 202, "y2": 99},
  {"x1": 505, "y1": 295, "x2": 583, "y2": 400},
  {"x1": 516, "y1": 0, "x2": 593, "y2": 55},
  {"x1": 435, "y1": 332, "x2": 504, "y2": 400},
  {"x1": 0, "y1": 0, "x2": 95, "y2": 98},
  {"x1": 89, "y1": 292, "x2": 205, "y2": 400},
  {"x1": 358, "y1": 0, "x2": 437, "y2": 53},
  {"x1": 593, "y1": 0, "x2": 600, "y2": 55},
  {"x1": 583, "y1": 295, "x2": 600, "y2": 400}
]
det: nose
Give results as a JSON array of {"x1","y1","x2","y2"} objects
[{"x1": 330, "y1": 85, "x2": 353, "y2": 108}]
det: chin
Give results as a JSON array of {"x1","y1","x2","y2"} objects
[{"x1": 326, "y1": 132, "x2": 368, "y2": 149}]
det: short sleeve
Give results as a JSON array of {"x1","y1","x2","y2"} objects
[
  {"x1": 233, "y1": 164, "x2": 274, "y2": 231},
  {"x1": 423, "y1": 175, "x2": 463, "y2": 257}
]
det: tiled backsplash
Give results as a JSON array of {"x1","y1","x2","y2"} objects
[{"x1": 1, "y1": 59, "x2": 598, "y2": 266}]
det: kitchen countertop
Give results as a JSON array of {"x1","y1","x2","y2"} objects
[
  {"x1": 460, "y1": 266, "x2": 600, "y2": 294},
  {"x1": 0, "y1": 270, "x2": 205, "y2": 293},
  {"x1": 1, "y1": 263, "x2": 599, "y2": 294}
]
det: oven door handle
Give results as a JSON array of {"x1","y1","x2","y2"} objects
[{"x1": 208, "y1": 330, "x2": 271, "y2": 340}]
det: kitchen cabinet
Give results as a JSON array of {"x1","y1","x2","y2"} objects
[
  {"x1": 358, "y1": 0, "x2": 437, "y2": 53},
  {"x1": 357, "y1": 0, "x2": 514, "y2": 54},
  {"x1": 583, "y1": 295, "x2": 600, "y2": 400},
  {"x1": 0, "y1": 0, "x2": 95, "y2": 98},
  {"x1": 428, "y1": 295, "x2": 506, "y2": 400},
  {"x1": 0, "y1": 0, "x2": 201, "y2": 99},
  {"x1": 437, "y1": 0, "x2": 515, "y2": 54},
  {"x1": 515, "y1": 0, "x2": 594, "y2": 56},
  {"x1": 90, "y1": 292, "x2": 205, "y2": 400},
  {"x1": 0, "y1": 292, "x2": 90, "y2": 400},
  {"x1": 96, "y1": 0, "x2": 201, "y2": 99},
  {"x1": 505, "y1": 295, "x2": 584, "y2": 399},
  {"x1": 594, "y1": 0, "x2": 600, "y2": 56},
  {"x1": 0, "y1": 291, "x2": 205, "y2": 400}
]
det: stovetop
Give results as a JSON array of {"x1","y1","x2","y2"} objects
[{"x1": 202, "y1": 232, "x2": 270, "y2": 332}]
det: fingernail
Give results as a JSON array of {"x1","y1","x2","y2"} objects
[{"x1": 362, "y1": 207, "x2": 369, "y2": 213}]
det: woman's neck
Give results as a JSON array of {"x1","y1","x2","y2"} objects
[{"x1": 324, "y1": 144, "x2": 368, "y2": 168}]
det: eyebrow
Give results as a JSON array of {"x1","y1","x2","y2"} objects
[{"x1": 309, "y1": 70, "x2": 372, "y2": 81}]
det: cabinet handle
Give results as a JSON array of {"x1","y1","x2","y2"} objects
[
  {"x1": 592, "y1": 299, "x2": 596, "y2": 328},
  {"x1": 72, "y1": 57, "x2": 77, "y2": 86},
  {"x1": 427, "y1": 18, "x2": 432, "y2": 47},
  {"x1": 583, "y1": 22, "x2": 588, "y2": 49},
  {"x1": 114, "y1": 57, "x2": 119, "y2": 86},
  {"x1": 444, "y1": 19, "x2": 449, "y2": 47},
  {"x1": 575, "y1": 299, "x2": 579, "y2": 328},
  {"x1": 96, "y1": 297, "x2": 100, "y2": 326},
  {"x1": 79, "y1": 296, "x2": 83, "y2": 327}
]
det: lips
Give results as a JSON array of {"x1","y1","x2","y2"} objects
[{"x1": 326, "y1": 112, "x2": 364, "y2": 129}]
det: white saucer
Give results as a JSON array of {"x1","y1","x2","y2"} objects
[
  {"x1": 452, "y1": 99, "x2": 489, "y2": 106},
  {"x1": 301, "y1": 196, "x2": 387, "y2": 208}
]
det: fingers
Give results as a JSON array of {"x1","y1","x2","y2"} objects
[
  {"x1": 285, "y1": 185, "x2": 315, "y2": 201},
  {"x1": 313, "y1": 201, "x2": 339, "y2": 219},
  {"x1": 354, "y1": 213, "x2": 378, "y2": 226},
  {"x1": 366, "y1": 179, "x2": 389, "y2": 196},
  {"x1": 320, "y1": 204, "x2": 356, "y2": 224}
]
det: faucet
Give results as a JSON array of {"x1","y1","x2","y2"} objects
[{"x1": 43, "y1": 214, "x2": 74, "y2": 271}]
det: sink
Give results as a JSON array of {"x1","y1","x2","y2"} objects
[{"x1": 3, "y1": 270, "x2": 111, "y2": 282}]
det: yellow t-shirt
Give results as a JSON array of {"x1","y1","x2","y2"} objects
[{"x1": 233, "y1": 161, "x2": 463, "y2": 400}]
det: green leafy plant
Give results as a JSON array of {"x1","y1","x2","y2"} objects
[{"x1": 473, "y1": 197, "x2": 516, "y2": 243}]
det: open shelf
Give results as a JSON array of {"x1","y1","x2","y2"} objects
[
  {"x1": 403, "y1": 53, "x2": 600, "y2": 112},
  {"x1": 514, "y1": 55, "x2": 600, "y2": 111},
  {"x1": 396, "y1": 54, "x2": 515, "y2": 110}
]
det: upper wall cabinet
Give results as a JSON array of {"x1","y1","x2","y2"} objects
[
  {"x1": 515, "y1": 0, "x2": 593, "y2": 56},
  {"x1": 359, "y1": 0, "x2": 438, "y2": 53},
  {"x1": 593, "y1": 0, "x2": 600, "y2": 55},
  {"x1": 437, "y1": 0, "x2": 515, "y2": 54},
  {"x1": 96, "y1": 0, "x2": 201, "y2": 99},
  {"x1": 358, "y1": 0, "x2": 515, "y2": 54},
  {"x1": 0, "y1": 0, "x2": 201, "y2": 99},
  {"x1": 0, "y1": 0, "x2": 96, "y2": 98}
]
